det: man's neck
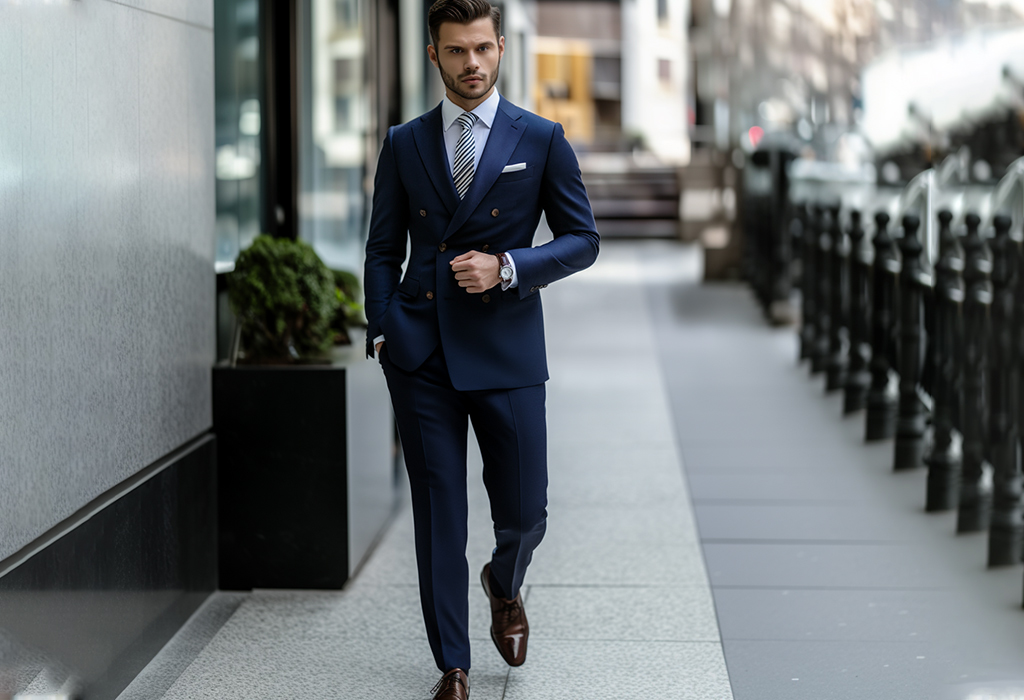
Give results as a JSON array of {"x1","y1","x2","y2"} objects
[{"x1": 445, "y1": 86, "x2": 495, "y2": 112}]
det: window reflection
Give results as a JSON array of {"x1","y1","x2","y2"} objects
[
  {"x1": 214, "y1": 0, "x2": 262, "y2": 273},
  {"x1": 299, "y1": 0, "x2": 370, "y2": 273}
]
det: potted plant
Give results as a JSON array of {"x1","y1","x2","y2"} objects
[
  {"x1": 226, "y1": 234, "x2": 343, "y2": 363},
  {"x1": 214, "y1": 235, "x2": 393, "y2": 591},
  {"x1": 328, "y1": 267, "x2": 367, "y2": 347}
]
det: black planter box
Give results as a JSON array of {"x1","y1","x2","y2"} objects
[{"x1": 213, "y1": 336, "x2": 395, "y2": 590}]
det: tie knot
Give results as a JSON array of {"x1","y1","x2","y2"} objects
[{"x1": 456, "y1": 112, "x2": 476, "y2": 131}]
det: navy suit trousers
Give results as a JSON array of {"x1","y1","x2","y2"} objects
[{"x1": 379, "y1": 342, "x2": 548, "y2": 673}]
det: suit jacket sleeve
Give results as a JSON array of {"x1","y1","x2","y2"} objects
[
  {"x1": 363, "y1": 126, "x2": 410, "y2": 358},
  {"x1": 507, "y1": 122, "x2": 600, "y2": 299}
]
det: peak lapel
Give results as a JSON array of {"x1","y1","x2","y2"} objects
[
  {"x1": 442, "y1": 102, "x2": 527, "y2": 241},
  {"x1": 411, "y1": 105, "x2": 459, "y2": 215}
]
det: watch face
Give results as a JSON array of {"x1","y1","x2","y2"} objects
[{"x1": 500, "y1": 267, "x2": 513, "y2": 281}]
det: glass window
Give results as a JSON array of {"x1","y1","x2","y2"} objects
[
  {"x1": 298, "y1": 0, "x2": 371, "y2": 274},
  {"x1": 214, "y1": 0, "x2": 263, "y2": 273}
]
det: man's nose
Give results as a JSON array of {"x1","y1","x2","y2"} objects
[{"x1": 465, "y1": 51, "x2": 480, "y2": 70}]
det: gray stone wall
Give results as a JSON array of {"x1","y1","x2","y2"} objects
[{"x1": 0, "y1": 0, "x2": 215, "y2": 562}]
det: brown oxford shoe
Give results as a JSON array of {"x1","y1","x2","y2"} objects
[
  {"x1": 431, "y1": 668, "x2": 469, "y2": 700},
  {"x1": 480, "y1": 563, "x2": 529, "y2": 666}
]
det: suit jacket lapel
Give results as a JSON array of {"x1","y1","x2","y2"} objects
[
  {"x1": 411, "y1": 104, "x2": 460, "y2": 216},
  {"x1": 443, "y1": 99, "x2": 527, "y2": 241}
]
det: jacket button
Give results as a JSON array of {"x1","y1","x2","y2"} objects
[
  {"x1": 426, "y1": 291, "x2": 434, "y2": 300},
  {"x1": 420, "y1": 209, "x2": 427, "y2": 217},
  {"x1": 438, "y1": 242, "x2": 447, "y2": 252},
  {"x1": 530, "y1": 286, "x2": 538, "y2": 292},
  {"x1": 481, "y1": 244, "x2": 490, "y2": 252},
  {"x1": 491, "y1": 209, "x2": 499, "y2": 217},
  {"x1": 482, "y1": 294, "x2": 491, "y2": 303}
]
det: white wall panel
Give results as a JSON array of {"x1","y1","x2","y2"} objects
[
  {"x1": 118, "y1": 0, "x2": 213, "y2": 30},
  {"x1": 187, "y1": 0, "x2": 215, "y2": 30},
  {"x1": 0, "y1": 0, "x2": 215, "y2": 562}
]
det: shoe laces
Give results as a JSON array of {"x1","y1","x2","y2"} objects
[
  {"x1": 497, "y1": 596, "x2": 523, "y2": 625},
  {"x1": 431, "y1": 670, "x2": 467, "y2": 695}
]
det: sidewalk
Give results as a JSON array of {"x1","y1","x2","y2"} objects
[
  {"x1": 117, "y1": 238, "x2": 1024, "y2": 699},
  {"x1": 644, "y1": 248, "x2": 1024, "y2": 700},
  {"x1": 119, "y1": 240, "x2": 734, "y2": 699}
]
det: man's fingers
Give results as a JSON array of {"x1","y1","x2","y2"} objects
[
  {"x1": 450, "y1": 251, "x2": 481, "y2": 265},
  {"x1": 451, "y1": 251, "x2": 491, "y2": 294},
  {"x1": 453, "y1": 261, "x2": 484, "y2": 274},
  {"x1": 451, "y1": 258, "x2": 481, "y2": 272}
]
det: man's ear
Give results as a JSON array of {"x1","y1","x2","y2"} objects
[
  {"x1": 427, "y1": 43, "x2": 439, "y2": 68},
  {"x1": 498, "y1": 35, "x2": 505, "y2": 58}
]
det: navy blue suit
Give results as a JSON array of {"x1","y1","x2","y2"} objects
[{"x1": 364, "y1": 96, "x2": 599, "y2": 673}]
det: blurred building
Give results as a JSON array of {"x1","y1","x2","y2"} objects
[
  {"x1": 691, "y1": 0, "x2": 1024, "y2": 161},
  {"x1": 534, "y1": 0, "x2": 692, "y2": 161}
]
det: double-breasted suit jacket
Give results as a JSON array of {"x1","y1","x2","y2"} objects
[{"x1": 364, "y1": 97, "x2": 600, "y2": 391}]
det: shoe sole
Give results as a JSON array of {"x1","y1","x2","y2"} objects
[{"x1": 480, "y1": 565, "x2": 527, "y2": 667}]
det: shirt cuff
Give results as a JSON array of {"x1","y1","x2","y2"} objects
[
  {"x1": 373, "y1": 334, "x2": 385, "y2": 352},
  {"x1": 502, "y1": 252, "x2": 518, "y2": 291}
]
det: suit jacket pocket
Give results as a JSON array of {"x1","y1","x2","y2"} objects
[
  {"x1": 495, "y1": 165, "x2": 535, "y2": 184},
  {"x1": 397, "y1": 276, "x2": 419, "y2": 298}
]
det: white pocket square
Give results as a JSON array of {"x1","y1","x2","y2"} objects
[{"x1": 501, "y1": 162, "x2": 527, "y2": 173}]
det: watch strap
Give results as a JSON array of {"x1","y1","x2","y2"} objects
[{"x1": 496, "y1": 252, "x2": 513, "y2": 290}]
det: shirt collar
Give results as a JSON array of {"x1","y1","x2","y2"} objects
[{"x1": 442, "y1": 89, "x2": 501, "y2": 132}]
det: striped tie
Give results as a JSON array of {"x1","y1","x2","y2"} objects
[{"x1": 453, "y1": 112, "x2": 477, "y2": 199}]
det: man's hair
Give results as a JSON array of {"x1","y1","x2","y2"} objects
[{"x1": 427, "y1": 0, "x2": 501, "y2": 48}]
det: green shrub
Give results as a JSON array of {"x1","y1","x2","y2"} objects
[
  {"x1": 329, "y1": 268, "x2": 367, "y2": 346},
  {"x1": 227, "y1": 235, "x2": 341, "y2": 363}
]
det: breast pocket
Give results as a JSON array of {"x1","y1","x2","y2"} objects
[{"x1": 495, "y1": 165, "x2": 535, "y2": 184}]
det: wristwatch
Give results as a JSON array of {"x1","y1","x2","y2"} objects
[{"x1": 496, "y1": 252, "x2": 513, "y2": 289}]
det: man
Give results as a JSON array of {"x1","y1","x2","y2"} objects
[{"x1": 363, "y1": 0, "x2": 599, "y2": 696}]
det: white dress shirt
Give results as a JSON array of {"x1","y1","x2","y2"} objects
[{"x1": 441, "y1": 91, "x2": 518, "y2": 289}]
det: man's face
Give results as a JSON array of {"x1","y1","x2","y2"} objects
[{"x1": 428, "y1": 17, "x2": 504, "y2": 110}]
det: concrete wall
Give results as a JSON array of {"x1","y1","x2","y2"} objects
[{"x1": 0, "y1": 0, "x2": 215, "y2": 562}]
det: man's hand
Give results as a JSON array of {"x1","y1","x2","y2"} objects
[
  {"x1": 375, "y1": 341, "x2": 384, "y2": 354},
  {"x1": 451, "y1": 251, "x2": 499, "y2": 293}
]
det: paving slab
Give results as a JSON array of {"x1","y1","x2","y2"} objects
[
  {"x1": 712, "y1": 588, "x2": 959, "y2": 642},
  {"x1": 702, "y1": 542, "x2": 953, "y2": 589},
  {"x1": 526, "y1": 585, "x2": 721, "y2": 642},
  {"x1": 503, "y1": 640, "x2": 732, "y2": 700}
]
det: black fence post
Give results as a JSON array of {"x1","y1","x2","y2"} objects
[
  {"x1": 866, "y1": 211, "x2": 900, "y2": 441},
  {"x1": 826, "y1": 205, "x2": 850, "y2": 392},
  {"x1": 768, "y1": 150, "x2": 796, "y2": 324},
  {"x1": 812, "y1": 206, "x2": 834, "y2": 374},
  {"x1": 925, "y1": 210, "x2": 964, "y2": 511},
  {"x1": 958, "y1": 212, "x2": 994, "y2": 533},
  {"x1": 844, "y1": 210, "x2": 872, "y2": 414},
  {"x1": 987, "y1": 214, "x2": 1022, "y2": 565},
  {"x1": 799, "y1": 204, "x2": 819, "y2": 363},
  {"x1": 894, "y1": 215, "x2": 930, "y2": 470}
]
